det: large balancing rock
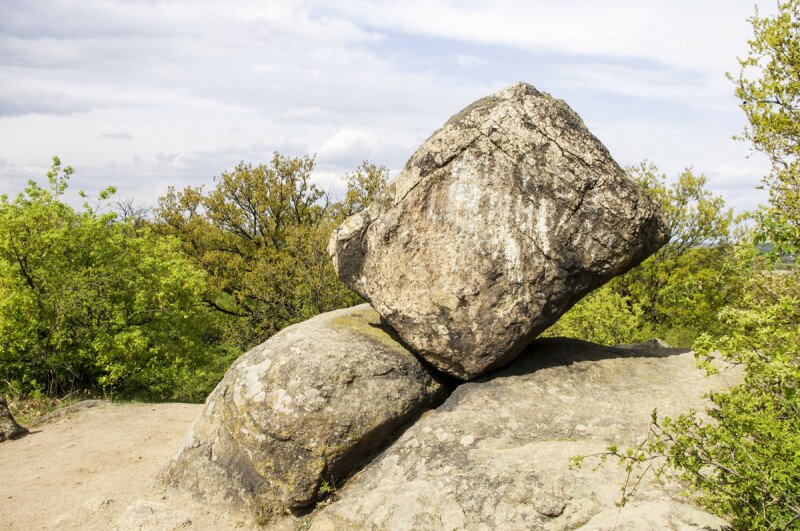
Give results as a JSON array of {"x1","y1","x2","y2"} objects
[
  {"x1": 160, "y1": 304, "x2": 447, "y2": 514},
  {"x1": 329, "y1": 82, "x2": 669, "y2": 379}
]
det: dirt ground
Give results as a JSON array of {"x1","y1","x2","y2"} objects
[{"x1": 0, "y1": 402, "x2": 205, "y2": 530}]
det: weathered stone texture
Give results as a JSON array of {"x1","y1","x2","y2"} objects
[
  {"x1": 311, "y1": 338, "x2": 734, "y2": 530},
  {"x1": 160, "y1": 304, "x2": 447, "y2": 513},
  {"x1": 0, "y1": 395, "x2": 28, "y2": 442},
  {"x1": 330, "y1": 82, "x2": 669, "y2": 379}
]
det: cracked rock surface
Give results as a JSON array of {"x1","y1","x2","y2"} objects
[
  {"x1": 329, "y1": 82, "x2": 670, "y2": 379},
  {"x1": 310, "y1": 338, "x2": 735, "y2": 530},
  {"x1": 159, "y1": 304, "x2": 447, "y2": 514}
]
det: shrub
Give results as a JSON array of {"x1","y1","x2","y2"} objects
[{"x1": 0, "y1": 157, "x2": 229, "y2": 400}]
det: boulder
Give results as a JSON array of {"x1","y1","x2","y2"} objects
[
  {"x1": 160, "y1": 304, "x2": 448, "y2": 514},
  {"x1": 329, "y1": 82, "x2": 669, "y2": 379},
  {"x1": 0, "y1": 395, "x2": 28, "y2": 442},
  {"x1": 310, "y1": 338, "x2": 736, "y2": 530}
]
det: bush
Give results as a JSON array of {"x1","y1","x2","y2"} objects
[
  {"x1": 156, "y1": 155, "x2": 387, "y2": 350},
  {"x1": 595, "y1": 246, "x2": 800, "y2": 530},
  {"x1": 0, "y1": 158, "x2": 230, "y2": 400},
  {"x1": 542, "y1": 284, "x2": 646, "y2": 345}
]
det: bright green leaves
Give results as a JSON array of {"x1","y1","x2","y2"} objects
[
  {"x1": 542, "y1": 284, "x2": 646, "y2": 345},
  {"x1": 596, "y1": 3, "x2": 800, "y2": 524},
  {"x1": 732, "y1": 0, "x2": 800, "y2": 252},
  {"x1": 0, "y1": 160, "x2": 230, "y2": 400}
]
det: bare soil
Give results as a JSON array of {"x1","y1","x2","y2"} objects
[{"x1": 0, "y1": 402, "x2": 203, "y2": 529}]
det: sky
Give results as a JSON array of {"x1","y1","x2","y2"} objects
[{"x1": 0, "y1": 0, "x2": 778, "y2": 213}]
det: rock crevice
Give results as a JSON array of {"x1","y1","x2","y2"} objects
[{"x1": 160, "y1": 305, "x2": 448, "y2": 514}]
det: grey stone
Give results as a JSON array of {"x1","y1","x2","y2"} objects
[
  {"x1": 0, "y1": 395, "x2": 28, "y2": 442},
  {"x1": 310, "y1": 338, "x2": 735, "y2": 530},
  {"x1": 160, "y1": 304, "x2": 447, "y2": 514},
  {"x1": 329, "y1": 82, "x2": 669, "y2": 379}
]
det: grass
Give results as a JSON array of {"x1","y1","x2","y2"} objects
[{"x1": 3, "y1": 384, "x2": 100, "y2": 426}]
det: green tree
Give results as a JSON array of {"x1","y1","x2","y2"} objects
[
  {"x1": 588, "y1": 4, "x2": 800, "y2": 528},
  {"x1": 617, "y1": 163, "x2": 734, "y2": 341},
  {"x1": 547, "y1": 163, "x2": 735, "y2": 347},
  {"x1": 336, "y1": 161, "x2": 390, "y2": 218},
  {"x1": 731, "y1": 0, "x2": 800, "y2": 252},
  {"x1": 0, "y1": 157, "x2": 229, "y2": 400},
  {"x1": 156, "y1": 154, "x2": 388, "y2": 349},
  {"x1": 595, "y1": 247, "x2": 800, "y2": 530}
]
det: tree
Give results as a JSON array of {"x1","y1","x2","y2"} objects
[
  {"x1": 547, "y1": 163, "x2": 735, "y2": 346},
  {"x1": 617, "y1": 163, "x2": 734, "y2": 339},
  {"x1": 336, "y1": 161, "x2": 390, "y2": 218},
  {"x1": 156, "y1": 154, "x2": 388, "y2": 349},
  {"x1": 586, "y1": 4, "x2": 800, "y2": 528},
  {"x1": 0, "y1": 158, "x2": 228, "y2": 400},
  {"x1": 731, "y1": 0, "x2": 800, "y2": 252},
  {"x1": 595, "y1": 246, "x2": 800, "y2": 530}
]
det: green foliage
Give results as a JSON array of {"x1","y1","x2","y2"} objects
[
  {"x1": 591, "y1": 251, "x2": 800, "y2": 529},
  {"x1": 318, "y1": 479, "x2": 336, "y2": 496},
  {"x1": 156, "y1": 154, "x2": 387, "y2": 350},
  {"x1": 731, "y1": 0, "x2": 800, "y2": 252},
  {"x1": 586, "y1": 4, "x2": 800, "y2": 526},
  {"x1": 547, "y1": 162, "x2": 736, "y2": 347},
  {"x1": 618, "y1": 163, "x2": 734, "y2": 339},
  {"x1": 0, "y1": 157, "x2": 231, "y2": 400},
  {"x1": 542, "y1": 285, "x2": 646, "y2": 345},
  {"x1": 337, "y1": 161, "x2": 390, "y2": 218},
  {"x1": 0, "y1": 154, "x2": 385, "y2": 402}
]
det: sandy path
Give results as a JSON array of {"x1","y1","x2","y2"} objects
[{"x1": 0, "y1": 402, "x2": 202, "y2": 530}]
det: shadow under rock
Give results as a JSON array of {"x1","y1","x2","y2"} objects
[
  {"x1": 480, "y1": 336, "x2": 690, "y2": 382},
  {"x1": 369, "y1": 318, "x2": 462, "y2": 389}
]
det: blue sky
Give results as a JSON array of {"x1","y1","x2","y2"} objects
[{"x1": 0, "y1": 0, "x2": 777, "y2": 212}]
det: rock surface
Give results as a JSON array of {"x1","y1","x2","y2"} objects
[
  {"x1": 160, "y1": 304, "x2": 447, "y2": 514},
  {"x1": 0, "y1": 395, "x2": 28, "y2": 442},
  {"x1": 310, "y1": 338, "x2": 736, "y2": 530},
  {"x1": 329, "y1": 82, "x2": 669, "y2": 379}
]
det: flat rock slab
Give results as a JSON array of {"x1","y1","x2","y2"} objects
[
  {"x1": 160, "y1": 304, "x2": 448, "y2": 514},
  {"x1": 310, "y1": 338, "x2": 737, "y2": 530},
  {"x1": 330, "y1": 82, "x2": 669, "y2": 379}
]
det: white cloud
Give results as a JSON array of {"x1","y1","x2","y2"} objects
[
  {"x1": 328, "y1": 0, "x2": 768, "y2": 73},
  {"x1": 100, "y1": 132, "x2": 133, "y2": 140},
  {"x1": 281, "y1": 106, "x2": 329, "y2": 121},
  {"x1": 319, "y1": 128, "x2": 380, "y2": 160},
  {"x1": 0, "y1": 0, "x2": 781, "y2": 213},
  {"x1": 453, "y1": 54, "x2": 486, "y2": 69}
]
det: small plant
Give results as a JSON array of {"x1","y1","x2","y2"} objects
[
  {"x1": 318, "y1": 479, "x2": 336, "y2": 497},
  {"x1": 254, "y1": 502, "x2": 283, "y2": 526},
  {"x1": 569, "y1": 409, "x2": 669, "y2": 508}
]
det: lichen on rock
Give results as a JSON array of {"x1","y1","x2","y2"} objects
[
  {"x1": 159, "y1": 304, "x2": 448, "y2": 515},
  {"x1": 329, "y1": 82, "x2": 670, "y2": 380}
]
